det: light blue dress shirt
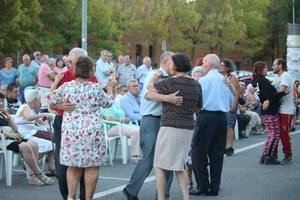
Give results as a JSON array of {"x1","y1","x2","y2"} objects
[
  {"x1": 199, "y1": 69, "x2": 233, "y2": 112},
  {"x1": 137, "y1": 64, "x2": 152, "y2": 84},
  {"x1": 119, "y1": 92, "x2": 141, "y2": 121},
  {"x1": 140, "y1": 68, "x2": 169, "y2": 116}
]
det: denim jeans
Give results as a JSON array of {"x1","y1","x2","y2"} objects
[{"x1": 125, "y1": 115, "x2": 173, "y2": 198}]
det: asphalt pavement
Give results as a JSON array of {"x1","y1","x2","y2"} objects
[{"x1": 1, "y1": 129, "x2": 299, "y2": 200}]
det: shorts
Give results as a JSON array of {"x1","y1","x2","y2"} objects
[
  {"x1": 7, "y1": 139, "x2": 28, "y2": 153},
  {"x1": 226, "y1": 111, "x2": 237, "y2": 128}
]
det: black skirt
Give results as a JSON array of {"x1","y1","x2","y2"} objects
[{"x1": 7, "y1": 139, "x2": 28, "y2": 153}]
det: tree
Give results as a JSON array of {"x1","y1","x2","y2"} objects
[{"x1": 0, "y1": 0, "x2": 42, "y2": 56}]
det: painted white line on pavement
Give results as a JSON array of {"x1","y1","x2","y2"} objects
[
  {"x1": 98, "y1": 176, "x2": 130, "y2": 181},
  {"x1": 93, "y1": 176, "x2": 155, "y2": 199},
  {"x1": 93, "y1": 129, "x2": 300, "y2": 199},
  {"x1": 235, "y1": 129, "x2": 300, "y2": 154}
]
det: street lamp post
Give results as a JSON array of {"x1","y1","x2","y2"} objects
[{"x1": 82, "y1": 0, "x2": 87, "y2": 51}]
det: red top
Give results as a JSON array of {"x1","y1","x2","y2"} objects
[{"x1": 56, "y1": 69, "x2": 98, "y2": 116}]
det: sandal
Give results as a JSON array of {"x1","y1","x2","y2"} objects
[
  {"x1": 28, "y1": 175, "x2": 45, "y2": 186},
  {"x1": 37, "y1": 173, "x2": 55, "y2": 185},
  {"x1": 45, "y1": 169, "x2": 56, "y2": 177}
]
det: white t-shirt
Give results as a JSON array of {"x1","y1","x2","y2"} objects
[{"x1": 275, "y1": 72, "x2": 295, "y2": 115}]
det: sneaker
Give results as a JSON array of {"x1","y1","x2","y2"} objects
[
  {"x1": 280, "y1": 156, "x2": 292, "y2": 165},
  {"x1": 259, "y1": 155, "x2": 265, "y2": 164},
  {"x1": 264, "y1": 156, "x2": 280, "y2": 165}
]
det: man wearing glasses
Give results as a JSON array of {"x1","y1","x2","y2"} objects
[
  {"x1": 31, "y1": 51, "x2": 42, "y2": 69},
  {"x1": 119, "y1": 79, "x2": 141, "y2": 124}
]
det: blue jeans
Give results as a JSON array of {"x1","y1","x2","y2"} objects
[{"x1": 125, "y1": 115, "x2": 173, "y2": 198}]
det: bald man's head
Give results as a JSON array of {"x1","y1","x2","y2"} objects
[{"x1": 202, "y1": 54, "x2": 220, "y2": 72}]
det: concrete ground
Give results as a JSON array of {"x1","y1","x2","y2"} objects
[{"x1": 1, "y1": 130, "x2": 300, "y2": 200}]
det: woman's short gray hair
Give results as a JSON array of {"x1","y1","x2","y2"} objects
[
  {"x1": 41, "y1": 55, "x2": 49, "y2": 63},
  {"x1": 192, "y1": 66, "x2": 206, "y2": 78},
  {"x1": 24, "y1": 89, "x2": 41, "y2": 104}
]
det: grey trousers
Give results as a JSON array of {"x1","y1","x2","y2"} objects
[{"x1": 125, "y1": 115, "x2": 174, "y2": 198}]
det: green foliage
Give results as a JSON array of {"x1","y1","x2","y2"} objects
[{"x1": 0, "y1": 0, "x2": 290, "y2": 62}]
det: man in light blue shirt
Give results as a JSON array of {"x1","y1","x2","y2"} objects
[
  {"x1": 119, "y1": 79, "x2": 142, "y2": 122},
  {"x1": 137, "y1": 56, "x2": 152, "y2": 92},
  {"x1": 123, "y1": 52, "x2": 182, "y2": 200},
  {"x1": 190, "y1": 54, "x2": 233, "y2": 196}
]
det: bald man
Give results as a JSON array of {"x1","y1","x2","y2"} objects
[
  {"x1": 17, "y1": 54, "x2": 38, "y2": 103},
  {"x1": 190, "y1": 54, "x2": 233, "y2": 196}
]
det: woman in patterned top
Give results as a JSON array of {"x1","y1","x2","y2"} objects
[
  {"x1": 149, "y1": 53, "x2": 201, "y2": 200},
  {"x1": 47, "y1": 56, "x2": 113, "y2": 200}
]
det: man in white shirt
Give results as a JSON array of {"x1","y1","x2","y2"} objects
[
  {"x1": 96, "y1": 50, "x2": 113, "y2": 88},
  {"x1": 137, "y1": 57, "x2": 152, "y2": 92},
  {"x1": 272, "y1": 58, "x2": 295, "y2": 164}
]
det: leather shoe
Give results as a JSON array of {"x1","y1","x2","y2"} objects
[
  {"x1": 123, "y1": 188, "x2": 139, "y2": 200},
  {"x1": 189, "y1": 188, "x2": 208, "y2": 196},
  {"x1": 205, "y1": 190, "x2": 219, "y2": 196}
]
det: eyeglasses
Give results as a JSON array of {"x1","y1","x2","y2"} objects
[{"x1": 129, "y1": 85, "x2": 138, "y2": 88}]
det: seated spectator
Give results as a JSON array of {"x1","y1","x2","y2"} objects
[
  {"x1": 54, "y1": 57, "x2": 67, "y2": 74},
  {"x1": 119, "y1": 79, "x2": 141, "y2": 123},
  {"x1": 0, "y1": 92, "x2": 54, "y2": 185},
  {"x1": 114, "y1": 84, "x2": 128, "y2": 106},
  {"x1": 0, "y1": 57, "x2": 17, "y2": 86},
  {"x1": 245, "y1": 84, "x2": 261, "y2": 113},
  {"x1": 14, "y1": 89, "x2": 56, "y2": 176},
  {"x1": 101, "y1": 103, "x2": 140, "y2": 162},
  {"x1": 5, "y1": 83, "x2": 22, "y2": 114}
]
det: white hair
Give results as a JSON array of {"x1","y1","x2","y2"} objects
[
  {"x1": 192, "y1": 66, "x2": 206, "y2": 77},
  {"x1": 48, "y1": 58, "x2": 56, "y2": 65},
  {"x1": 24, "y1": 89, "x2": 41, "y2": 104},
  {"x1": 160, "y1": 51, "x2": 174, "y2": 64},
  {"x1": 143, "y1": 56, "x2": 151, "y2": 64},
  {"x1": 69, "y1": 48, "x2": 88, "y2": 60},
  {"x1": 22, "y1": 54, "x2": 30, "y2": 60},
  {"x1": 126, "y1": 79, "x2": 138, "y2": 87},
  {"x1": 206, "y1": 54, "x2": 220, "y2": 69},
  {"x1": 41, "y1": 55, "x2": 49, "y2": 63}
]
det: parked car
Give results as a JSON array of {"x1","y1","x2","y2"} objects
[
  {"x1": 266, "y1": 71, "x2": 278, "y2": 83},
  {"x1": 237, "y1": 70, "x2": 252, "y2": 85}
]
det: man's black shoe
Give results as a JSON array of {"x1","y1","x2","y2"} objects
[
  {"x1": 189, "y1": 188, "x2": 208, "y2": 196},
  {"x1": 123, "y1": 188, "x2": 139, "y2": 200},
  {"x1": 205, "y1": 190, "x2": 219, "y2": 196}
]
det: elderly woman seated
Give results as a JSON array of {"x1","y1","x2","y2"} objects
[
  {"x1": 0, "y1": 93, "x2": 54, "y2": 185},
  {"x1": 101, "y1": 102, "x2": 140, "y2": 162},
  {"x1": 14, "y1": 89, "x2": 56, "y2": 176},
  {"x1": 241, "y1": 84, "x2": 264, "y2": 135}
]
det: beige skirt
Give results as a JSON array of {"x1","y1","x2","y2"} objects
[{"x1": 153, "y1": 126, "x2": 193, "y2": 171}]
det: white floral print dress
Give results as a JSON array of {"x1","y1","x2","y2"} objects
[{"x1": 47, "y1": 80, "x2": 113, "y2": 167}]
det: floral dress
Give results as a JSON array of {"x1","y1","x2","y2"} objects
[{"x1": 47, "y1": 80, "x2": 113, "y2": 167}]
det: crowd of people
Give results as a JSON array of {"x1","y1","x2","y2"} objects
[{"x1": 0, "y1": 47, "x2": 297, "y2": 200}]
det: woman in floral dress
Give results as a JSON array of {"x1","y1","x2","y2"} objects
[{"x1": 47, "y1": 56, "x2": 113, "y2": 200}]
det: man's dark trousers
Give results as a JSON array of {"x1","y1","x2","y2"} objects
[
  {"x1": 54, "y1": 115, "x2": 86, "y2": 200},
  {"x1": 192, "y1": 111, "x2": 227, "y2": 192}
]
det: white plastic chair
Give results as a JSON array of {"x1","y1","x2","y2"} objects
[
  {"x1": 102, "y1": 120, "x2": 129, "y2": 165},
  {"x1": 0, "y1": 133, "x2": 46, "y2": 186}
]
